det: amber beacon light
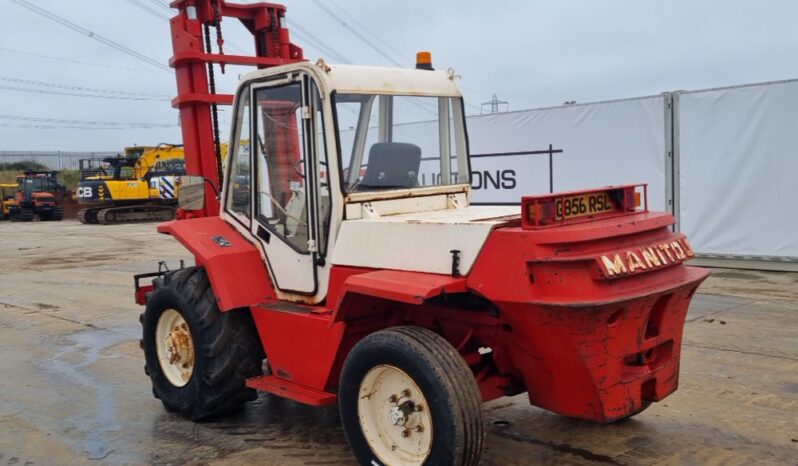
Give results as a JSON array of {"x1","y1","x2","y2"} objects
[{"x1": 416, "y1": 51, "x2": 433, "y2": 70}]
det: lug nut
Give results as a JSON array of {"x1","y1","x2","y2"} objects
[
  {"x1": 414, "y1": 404, "x2": 423, "y2": 412},
  {"x1": 388, "y1": 394, "x2": 398, "y2": 403},
  {"x1": 415, "y1": 425, "x2": 424, "y2": 433},
  {"x1": 401, "y1": 429, "x2": 411, "y2": 438},
  {"x1": 401, "y1": 389, "x2": 411, "y2": 398}
]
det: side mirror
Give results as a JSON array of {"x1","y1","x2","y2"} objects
[{"x1": 178, "y1": 175, "x2": 206, "y2": 211}]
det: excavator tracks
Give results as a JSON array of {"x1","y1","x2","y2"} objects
[
  {"x1": 78, "y1": 208, "x2": 100, "y2": 224},
  {"x1": 96, "y1": 205, "x2": 176, "y2": 224},
  {"x1": 79, "y1": 205, "x2": 176, "y2": 225},
  {"x1": 11, "y1": 208, "x2": 34, "y2": 222}
]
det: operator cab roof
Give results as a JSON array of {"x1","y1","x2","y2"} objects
[{"x1": 239, "y1": 61, "x2": 463, "y2": 97}]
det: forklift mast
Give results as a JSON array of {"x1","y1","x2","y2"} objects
[{"x1": 168, "y1": 0, "x2": 304, "y2": 217}]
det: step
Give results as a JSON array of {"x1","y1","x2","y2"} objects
[{"x1": 246, "y1": 375, "x2": 337, "y2": 407}]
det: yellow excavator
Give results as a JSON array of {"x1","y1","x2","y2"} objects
[{"x1": 77, "y1": 144, "x2": 187, "y2": 224}]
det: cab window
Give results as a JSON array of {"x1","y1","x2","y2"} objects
[
  {"x1": 254, "y1": 82, "x2": 309, "y2": 252},
  {"x1": 227, "y1": 91, "x2": 252, "y2": 221}
]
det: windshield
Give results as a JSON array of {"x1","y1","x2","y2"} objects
[
  {"x1": 23, "y1": 177, "x2": 48, "y2": 195},
  {"x1": 334, "y1": 93, "x2": 469, "y2": 193}
]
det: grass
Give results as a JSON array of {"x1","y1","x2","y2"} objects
[
  {"x1": 0, "y1": 171, "x2": 16, "y2": 184},
  {"x1": 60, "y1": 170, "x2": 80, "y2": 191},
  {"x1": 0, "y1": 170, "x2": 81, "y2": 191}
]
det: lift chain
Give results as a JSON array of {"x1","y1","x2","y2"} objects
[
  {"x1": 203, "y1": 22, "x2": 224, "y2": 192},
  {"x1": 211, "y1": 0, "x2": 225, "y2": 72},
  {"x1": 269, "y1": 9, "x2": 280, "y2": 56}
]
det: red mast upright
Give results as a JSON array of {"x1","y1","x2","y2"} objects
[{"x1": 168, "y1": 0, "x2": 304, "y2": 216}]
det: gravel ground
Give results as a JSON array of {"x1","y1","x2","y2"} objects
[{"x1": 0, "y1": 219, "x2": 795, "y2": 465}]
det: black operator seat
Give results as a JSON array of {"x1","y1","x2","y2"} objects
[{"x1": 359, "y1": 142, "x2": 422, "y2": 190}]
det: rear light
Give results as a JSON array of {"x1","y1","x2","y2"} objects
[
  {"x1": 525, "y1": 200, "x2": 557, "y2": 225},
  {"x1": 522, "y1": 184, "x2": 648, "y2": 229}
]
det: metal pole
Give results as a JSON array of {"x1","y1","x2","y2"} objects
[{"x1": 548, "y1": 144, "x2": 554, "y2": 193}]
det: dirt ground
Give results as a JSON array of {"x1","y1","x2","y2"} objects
[{"x1": 0, "y1": 219, "x2": 796, "y2": 466}]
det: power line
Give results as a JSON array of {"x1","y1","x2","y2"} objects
[
  {"x1": 225, "y1": 40, "x2": 249, "y2": 55},
  {"x1": 122, "y1": 0, "x2": 251, "y2": 57},
  {"x1": 0, "y1": 85, "x2": 171, "y2": 102},
  {"x1": 123, "y1": 0, "x2": 170, "y2": 20},
  {"x1": 311, "y1": 0, "x2": 402, "y2": 67},
  {"x1": 0, "y1": 47, "x2": 168, "y2": 74},
  {"x1": 318, "y1": 1, "x2": 493, "y2": 111},
  {"x1": 0, "y1": 123, "x2": 158, "y2": 131},
  {"x1": 289, "y1": 21, "x2": 352, "y2": 64},
  {"x1": 0, "y1": 76, "x2": 171, "y2": 98},
  {"x1": 9, "y1": 0, "x2": 170, "y2": 72},
  {"x1": 0, "y1": 114, "x2": 178, "y2": 128},
  {"x1": 327, "y1": 0, "x2": 408, "y2": 64},
  {"x1": 148, "y1": 0, "x2": 172, "y2": 12}
]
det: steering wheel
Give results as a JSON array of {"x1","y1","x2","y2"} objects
[{"x1": 293, "y1": 159, "x2": 305, "y2": 179}]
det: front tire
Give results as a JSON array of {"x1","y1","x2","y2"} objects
[
  {"x1": 140, "y1": 267, "x2": 264, "y2": 420},
  {"x1": 339, "y1": 326, "x2": 484, "y2": 466}
]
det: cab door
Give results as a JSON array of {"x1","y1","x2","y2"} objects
[{"x1": 244, "y1": 74, "x2": 330, "y2": 296}]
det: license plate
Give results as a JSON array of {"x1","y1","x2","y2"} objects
[{"x1": 555, "y1": 192, "x2": 615, "y2": 220}]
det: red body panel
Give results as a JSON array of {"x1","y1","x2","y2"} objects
[
  {"x1": 244, "y1": 268, "x2": 468, "y2": 395},
  {"x1": 157, "y1": 217, "x2": 275, "y2": 311},
  {"x1": 152, "y1": 210, "x2": 706, "y2": 423},
  {"x1": 466, "y1": 211, "x2": 709, "y2": 422},
  {"x1": 250, "y1": 304, "x2": 343, "y2": 394},
  {"x1": 334, "y1": 270, "x2": 468, "y2": 307}
]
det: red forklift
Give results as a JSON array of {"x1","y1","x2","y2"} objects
[
  {"x1": 9, "y1": 171, "x2": 65, "y2": 222},
  {"x1": 134, "y1": 2, "x2": 708, "y2": 465}
]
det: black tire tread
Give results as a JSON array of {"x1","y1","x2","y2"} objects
[
  {"x1": 390, "y1": 326, "x2": 485, "y2": 466},
  {"x1": 142, "y1": 267, "x2": 263, "y2": 420},
  {"x1": 341, "y1": 326, "x2": 484, "y2": 466}
]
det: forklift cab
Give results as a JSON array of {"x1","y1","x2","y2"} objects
[{"x1": 187, "y1": 61, "x2": 471, "y2": 304}]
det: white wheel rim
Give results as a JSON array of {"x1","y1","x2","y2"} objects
[
  {"x1": 155, "y1": 308, "x2": 195, "y2": 387},
  {"x1": 357, "y1": 365, "x2": 433, "y2": 466}
]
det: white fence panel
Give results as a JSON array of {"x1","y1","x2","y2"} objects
[
  {"x1": 465, "y1": 95, "x2": 669, "y2": 209},
  {"x1": 677, "y1": 79, "x2": 798, "y2": 260}
]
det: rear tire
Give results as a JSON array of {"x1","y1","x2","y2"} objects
[
  {"x1": 140, "y1": 267, "x2": 264, "y2": 420},
  {"x1": 339, "y1": 326, "x2": 484, "y2": 466}
]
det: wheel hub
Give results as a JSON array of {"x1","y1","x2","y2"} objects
[
  {"x1": 388, "y1": 406, "x2": 407, "y2": 426},
  {"x1": 165, "y1": 322, "x2": 193, "y2": 368},
  {"x1": 358, "y1": 365, "x2": 433, "y2": 466},
  {"x1": 155, "y1": 309, "x2": 195, "y2": 387}
]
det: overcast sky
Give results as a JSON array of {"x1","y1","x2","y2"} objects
[{"x1": 1, "y1": 0, "x2": 797, "y2": 151}]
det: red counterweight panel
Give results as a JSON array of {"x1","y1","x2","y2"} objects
[{"x1": 467, "y1": 211, "x2": 709, "y2": 422}]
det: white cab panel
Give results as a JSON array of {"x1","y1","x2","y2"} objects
[{"x1": 331, "y1": 206, "x2": 518, "y2": 275}]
